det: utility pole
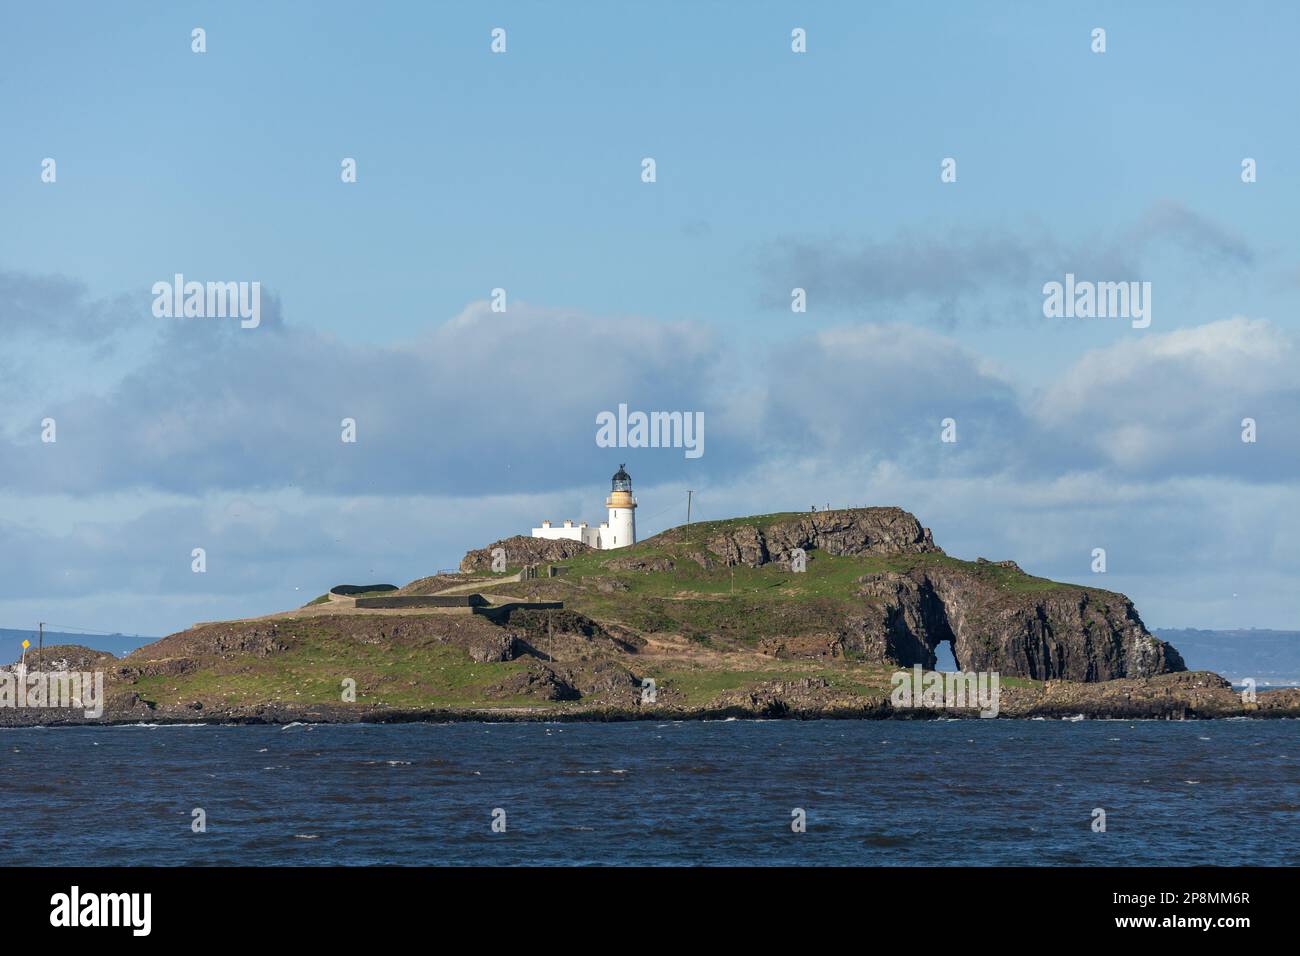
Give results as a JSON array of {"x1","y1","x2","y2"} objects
[{"x1": 686, "y1": 490, "x2": 693, "y2": 524}]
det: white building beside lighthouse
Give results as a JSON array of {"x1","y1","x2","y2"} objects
[{"x1": 532, "y1": 465, "x2": 637, "y2": 550}]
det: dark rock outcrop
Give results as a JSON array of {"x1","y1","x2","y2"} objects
[
  {"x1": 0, "y1": 644, "x2": 118, "y2": 674},
  {"x1": 460, "y1": 535, "x2": 591, "y2": 572},
  {"x1": 697, "y1": 507, "x2": 940, "y2": 568},
  {"x1": 715, "y1": 677, "x2": 891, "y2": 718},
  {"x1": 122, "y1": 615, "x2": 521, "y2": 669},
  {"x1": 855, "y1": 566, "x2": 1185, "y2": 681},
  {"x1": 498, "y1": 608, "x2": 644, "y2": 656},
  {"x1": 605, "y1": 555, "x2": 675, "y2": 572},
  {"x1": 485, "y1": 665, "x2": 580, "y2": 701},
  {"x1": 999, "y1": 670, "x2": 1235, "y2": 718}
]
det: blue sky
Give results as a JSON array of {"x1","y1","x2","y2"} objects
[{"x1": 1, "y1": 1, "x2": 1298, "y2": 638}]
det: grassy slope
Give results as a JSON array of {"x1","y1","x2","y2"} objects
[
  {"x1": 130, "y1": 621, "x2": 542, "y2": 711},
  {"x1": 523, "y1": 519, "x2": 1097, "y2": 648},
  {"x1": 134, "y1": 516, "x2": 1092, "y2": 714}
]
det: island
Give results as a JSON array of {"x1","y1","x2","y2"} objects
[{"x1": 4, "y1": 507, "x2": 1296, "y2": 725}]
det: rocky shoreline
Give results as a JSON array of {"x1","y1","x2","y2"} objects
[{"x1": 3, "y1": 671, "x2": 1296, "y2": 728}]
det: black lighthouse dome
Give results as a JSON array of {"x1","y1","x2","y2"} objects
[{"x1": 611, "y1": 464, "x2": 632, "y2": 492}]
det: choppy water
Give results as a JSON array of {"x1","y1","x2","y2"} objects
[{"x1": 1, "y1": 720, "x2": 1296, "y2": 865}]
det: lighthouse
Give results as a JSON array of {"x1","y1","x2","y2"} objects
[
  {"x1": 530, "y1": 465, "x2": 637, "y2": 550},
  {"x1": 604, "y1": 464, "x2": 636, "y2": 549}
]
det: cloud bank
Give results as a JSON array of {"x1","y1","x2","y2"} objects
[{"x1": 1, "y1": 263, "x2": 1295, "y2": 635}]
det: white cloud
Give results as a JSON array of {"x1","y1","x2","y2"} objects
[
  {"x1": 3, "y1": 266, "x2": 1297, "y2": 632},
  {"x1": 1033, "y1": 317, "x2": 1298, "y2": 478}
]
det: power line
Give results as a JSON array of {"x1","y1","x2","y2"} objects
[{"x1": 638, "y1": 499, "x2": 682, "y2": 523}]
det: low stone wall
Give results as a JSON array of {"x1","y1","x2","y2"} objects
[
  {"x1": 355, "y1": 594, "x2": 488, "y2": 609},
  {"x1": 330, "y1": 584, "x2": 399, "y2": 596},
  {"x1": 473, "y1": 601, "x2": 564, "y2": 622},
  {"x1": 351, "y1": 594, "x2": 566, "y2": 618}
]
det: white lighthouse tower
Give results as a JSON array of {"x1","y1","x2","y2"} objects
[
  {"x1": 530, "y1": 464, "x2": 637, "y2": 550},
  {"x1": 603, "y1": 464, "x2": 636, "y2": 549}
]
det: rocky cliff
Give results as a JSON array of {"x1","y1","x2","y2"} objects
[
  {"x1": 460, "y1": 535, "x2": 591, "y2": 572},
  {"x1": 855, "y1": 566, "x2": 1185, "y2": 680},
  {"x1": 664, "y1": 506, "x2": 940, "y2": 569},
  {"x1": 626, "y1": 507, "x2": 1182, "y2": 681}
]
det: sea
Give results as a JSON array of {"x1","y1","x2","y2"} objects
[{"x1": 1, "y1": 720, "x2": 1295, "y2": 866}]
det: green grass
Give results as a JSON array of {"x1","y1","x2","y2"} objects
[
  {"x1": 132, "y1": 641, "x2": 1041, "y2": 713},
  {"x1": 534, "y1": 544, "x2": 1108, "y2": 648},
  {"x1": 205, "y1": 511, "x2": 1107, "y2": 714},
  {"x1": 554, "y1": 527, "x2": 1094, "y2": 598},
  {"x1": 130, "y1": 629, "x2": 538, "y2": 710}
]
